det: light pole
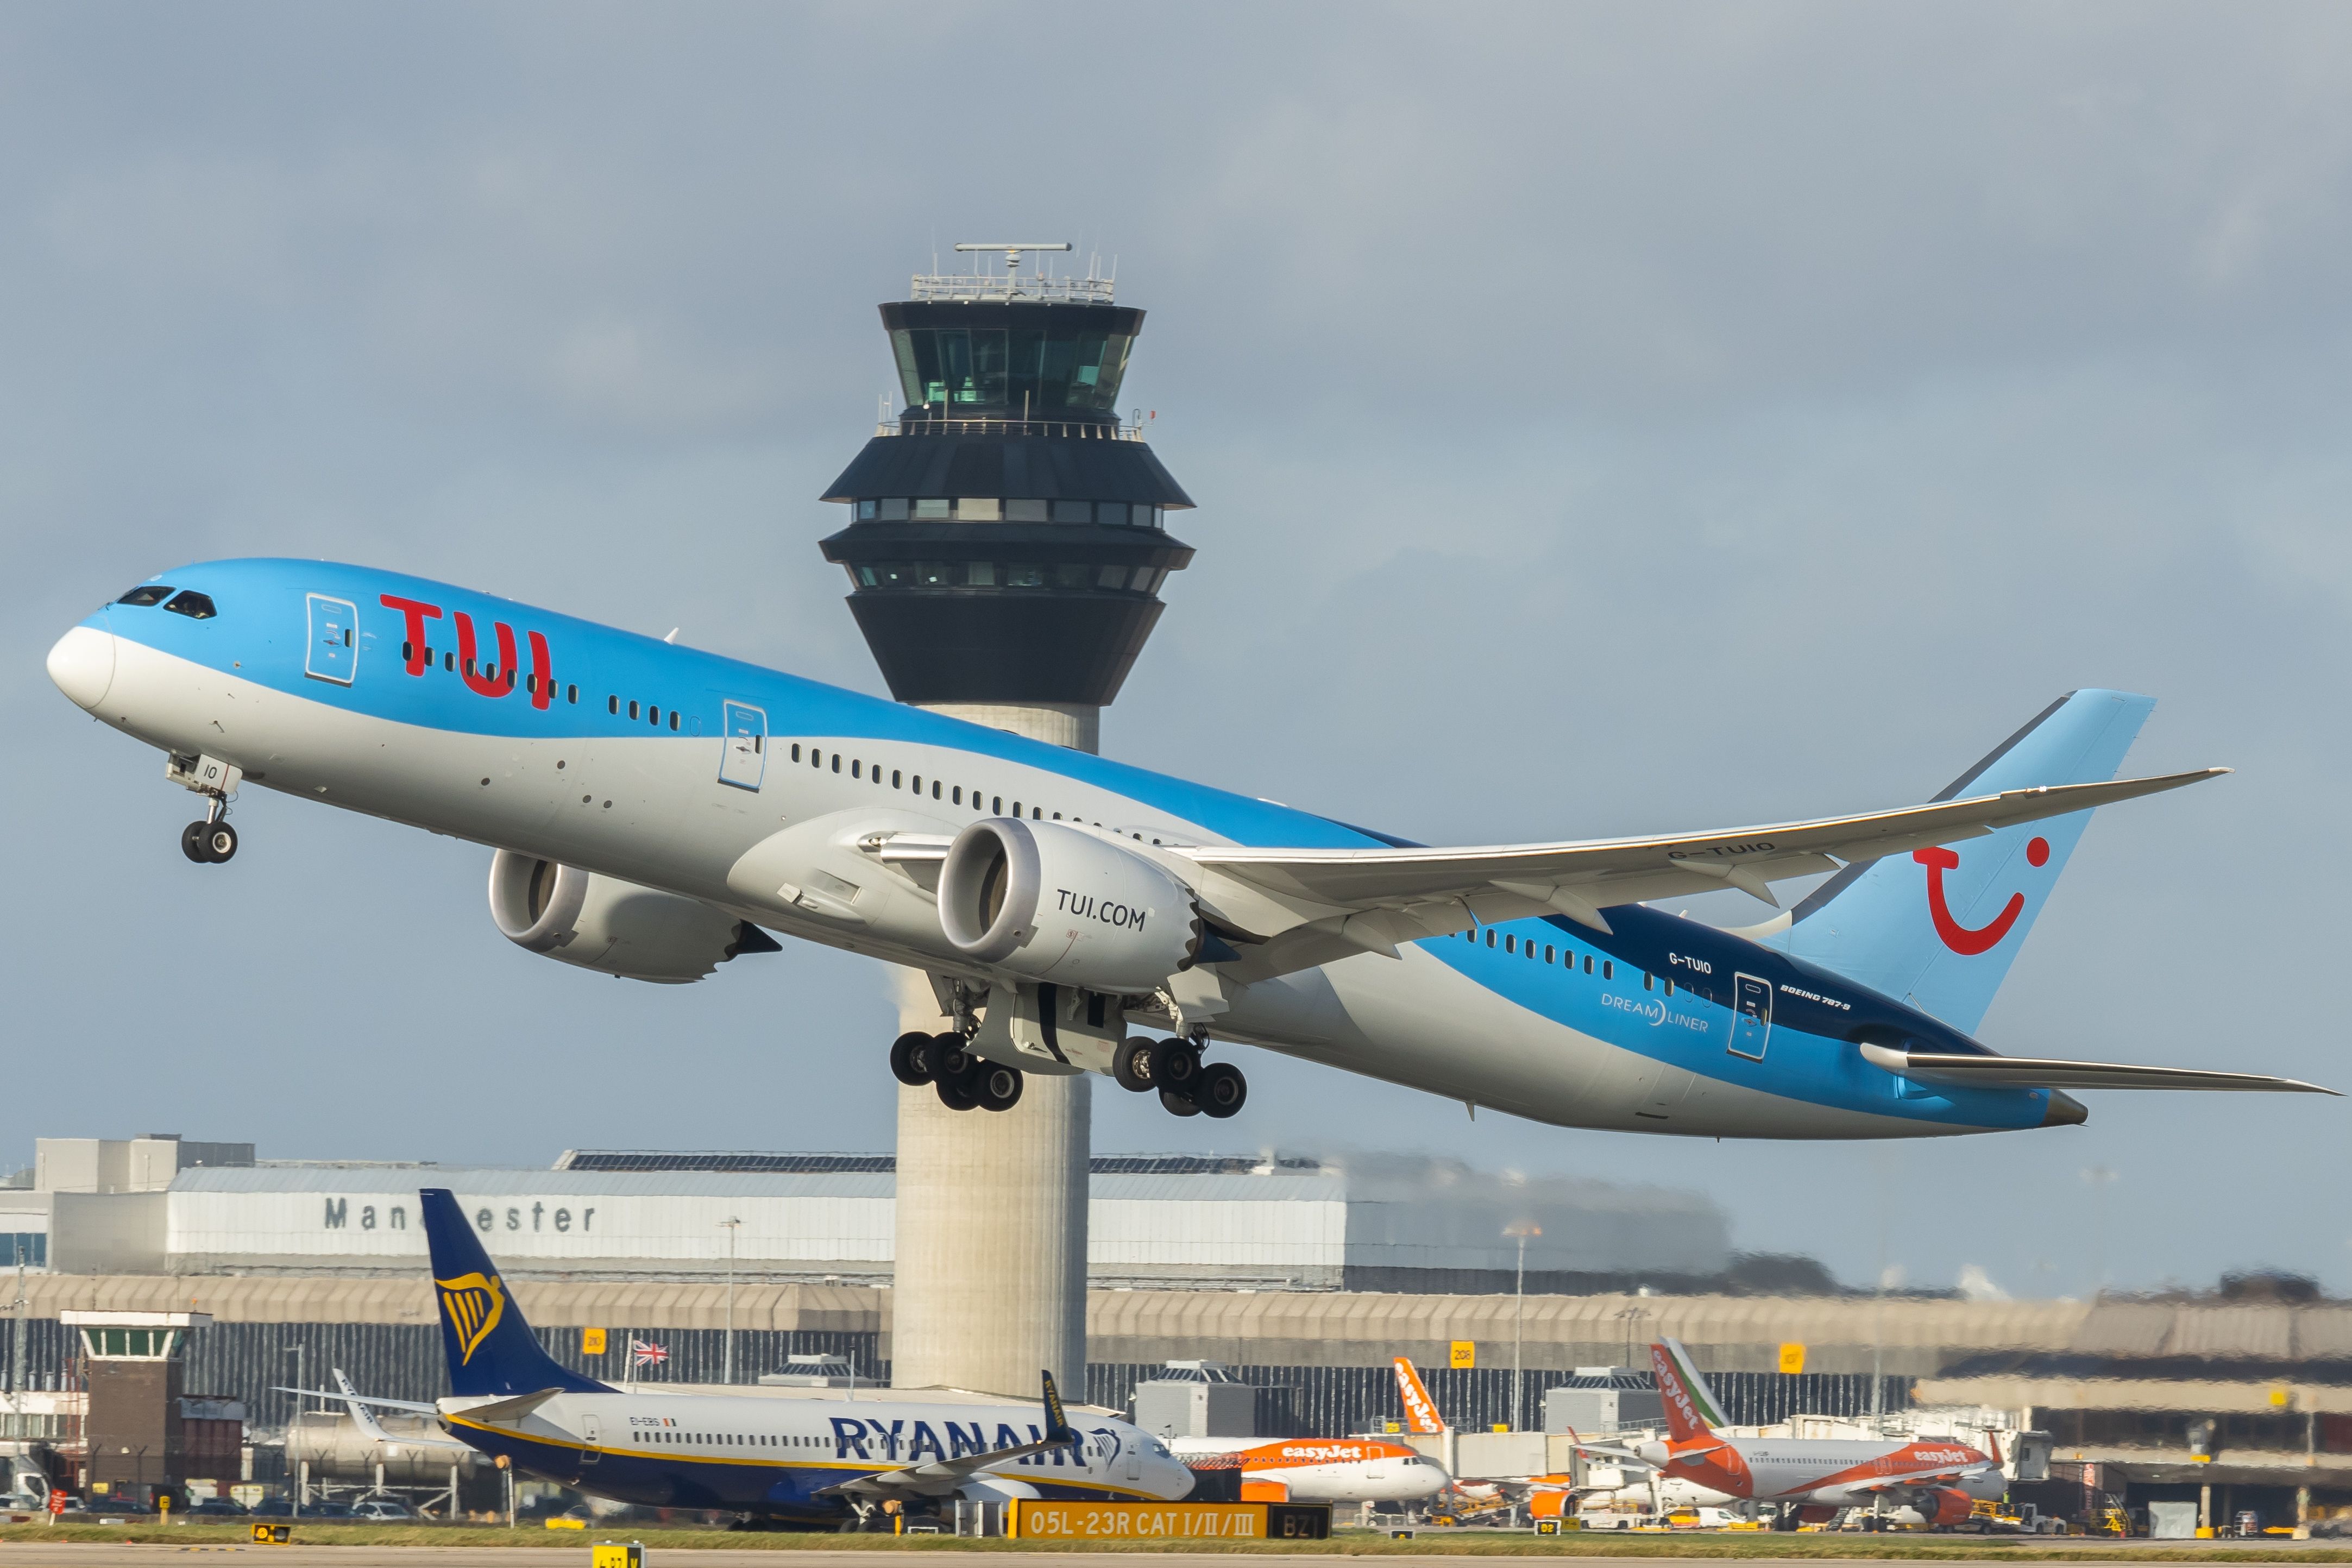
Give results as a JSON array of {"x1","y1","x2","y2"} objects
[
  {"x1": 2080, "y1": 1167, "x2": 2118, "y2": 1298},
  {"x1": 1505, "y1": 1224, "x2": 1540, "y2": 1431},
  {"x1": 719, "y1": 1218, "x2": 742, "y2": 1384}
]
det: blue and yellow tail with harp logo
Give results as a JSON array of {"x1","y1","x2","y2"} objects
[{"x1": 420, "y1": 1188, "x2": 611, "y2": 1397}]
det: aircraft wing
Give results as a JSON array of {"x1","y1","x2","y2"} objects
[
  {"x1": 826, "y1": 1369, "x2": 1080, "y2": 1502},
  {"x1": 274, "y1": 1383, "x2": 439, "y2": 1415},
  {"x1": 1859, "y1": 1043, "x2": 2338, "y2": 1095},
  {"x1": 824, "y1": 1436, "x2": 1075, "y2": 1500},
  {"x1": 1843, "y1": 1459, "x2": 2004, "y2": 1493},
  {"x1": 1171, "y1": 771, "x2": 2225, "y2": 961}
]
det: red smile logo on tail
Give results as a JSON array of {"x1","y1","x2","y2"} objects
[{"x1": 1914, "y1": 837, "x2": 2049, "y2": 955}]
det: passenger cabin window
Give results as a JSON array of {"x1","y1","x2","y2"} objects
[
  {"x1": 668, "y1": 711, "x2": 680, "y2": 731},
  {"x1": 162, "y1": 591, "x2": 217, "y2": 620},
  {"x1": 791, "y1": 744, "x2": 802, "y2": 761},
  {"x1": 1485, "y1": 929, "x2": 1496, "y2": 948},
  {"x1": 1584, "y1": 955, "x2": 1594, "y2": 974},
  {"x1": 116, "y1": 584, "x2": 174, "y2": 606},
  {"x1": 1544, "y1": 945, "x2": 1556, "y2": 963},
  {"x1": 567, "y1": 684, "x2": 578, "y2": 704},
  {"x1": 628, "y1": 700, "x2": 640, "y2": 720},
  {"x1": 1602, "y1": 961, "x2": 1614, "y2": 980},
  {"x1": 1504, "y1": 935, "x2": 1515, "y2": 954}
]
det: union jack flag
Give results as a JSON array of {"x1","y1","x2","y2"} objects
[{"x1": 630, "y1": 1338, "x2": 669, "y2": 1370}]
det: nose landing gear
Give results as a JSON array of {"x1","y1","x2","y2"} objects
[
  {"x1": 170, "y1": 753, "x2": 242, "y2": 864},
  {"x1": 180, "y1": 804, "x2": 238, "y2": 864}
]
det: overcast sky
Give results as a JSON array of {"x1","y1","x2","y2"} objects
[{"x1": 7, "y1": 3, "x2": 2350, "y2": 1301}]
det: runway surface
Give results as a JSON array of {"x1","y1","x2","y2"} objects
[{"x1": 2, "y1": 1550, "x2": 2348, "y2": 1567}]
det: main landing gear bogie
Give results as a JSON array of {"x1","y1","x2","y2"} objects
[
  {"x1": 1120, "y1": 1035, "x2": 1246, "y2": 1120},
  {"x1": 888, "y1": 1030, "x2": 1024, "y2": 1114}
]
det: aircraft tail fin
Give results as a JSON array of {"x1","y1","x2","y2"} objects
[
  {"x1": 1041, "y1": 1369, "x2": 1077, "y2": 1446},
  {"x1": 1393, "y1": 1357, "x2": 1446, "y2": 1434},
  {"x1": 1750, "y1": 690, "x2": 2158, "y2": 1034},
  {"x1": 419, "y1": 1188, "x2": 609, "y2": 1398},
  {"x1": 1647, "y1": 1339, "x2": 1727, "y2": 1441}
]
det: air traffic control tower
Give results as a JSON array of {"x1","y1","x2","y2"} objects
[{"x1": 817, "y1": 243, "x2": 1195, "y2": 1395}]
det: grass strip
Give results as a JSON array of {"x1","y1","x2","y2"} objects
[{"x1": 2, "y1": 1524, "x2": 2348, "y2": 1558}]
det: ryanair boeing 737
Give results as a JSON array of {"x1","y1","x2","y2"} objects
[
  {"x1": 45, "y1": 559, "x2": 2332, "y2": 1136},
  {"x1": 318, "y1": 1189, "x2": 1193, "y2": 1527}
]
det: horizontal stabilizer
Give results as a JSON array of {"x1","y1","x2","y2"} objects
[
  {"x1": 440, "y1": 1388, "x2": 567, "y2": 1427},
  {"x1": 1858, "y1": 1043, "x2": 2337, "y2": 1095},
  {"x1": 273, "y1": 1384, "x2": 439, "y2": 1415}
]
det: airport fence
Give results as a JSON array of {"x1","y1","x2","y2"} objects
[
  {"x1": 1085, "y1": 1362, "x2": 1914, "y2": 1438},
  {"x1": 0, "y1": 1318, "x2": 1911, "y2": 1446}
]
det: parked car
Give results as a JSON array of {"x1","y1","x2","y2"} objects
[
  {"x1": 350, "y1": 1498, "x2": 414, "y2": 1521},
  {"x1": 186, "y1": 1497, "x2": 249, "y2": 1516}
]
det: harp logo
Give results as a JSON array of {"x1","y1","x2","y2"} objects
[{"x1": 436, "y1": 1271, "x2": 506, "y2": 1364}]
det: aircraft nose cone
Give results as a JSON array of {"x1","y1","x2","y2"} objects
[{"x1": 47, "y1": 625, "x2": 115, "y2": 711}]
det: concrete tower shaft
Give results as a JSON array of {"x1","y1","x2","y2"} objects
[{"x1": 821, "y1": 247, "x2": 1198, "y2": 1399}]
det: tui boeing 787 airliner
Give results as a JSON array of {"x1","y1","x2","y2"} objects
[{"x1": 45, "y1": 558, "x2": 2333, "y2": 1137}]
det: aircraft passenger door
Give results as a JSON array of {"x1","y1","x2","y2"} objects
[
  {"x1": 1730, "y1": 974, "x2": 1772, "y2": 1060},
  {"x1": 718, "y1": 701, "x2": 768, "y2": 792},
  {"x1": 1125, "y1": 1438, "x2": 1141, "y2": 1482},
  {"x1": 581, "y1": 1414, "x2": 602, "y2": 1464},
  {"x1": 305, "y1": 595, "x2": 358, "y2": 685}
]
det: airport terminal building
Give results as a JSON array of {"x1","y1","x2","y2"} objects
[{"x1": 6, "y1": 1135, "x2": 2351, "y2": 1531}]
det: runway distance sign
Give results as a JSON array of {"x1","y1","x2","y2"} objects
[{"x1": 1009, "y1": 1501, "x2": 1331, "y2": 1540}]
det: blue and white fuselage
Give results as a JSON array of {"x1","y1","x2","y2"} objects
[{"x1": 47, "y1": 558, "x2": 2322, "y2": 1139}]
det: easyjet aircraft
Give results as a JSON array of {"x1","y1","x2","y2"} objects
[
  {"x1": 1580, "y1": 1340, "x2": 2004, "y2": 1527},
  {"x1": 1165, "y1": 1435, "x2": 1449, "y2": 1505},
  {"x1": 46, "y1": 561, "x2": 2335, "y2": 1134},
  {"x1": 1390, "y1": 1356, "x2": 1596, "y2": 1518}
]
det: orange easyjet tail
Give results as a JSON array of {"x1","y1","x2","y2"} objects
[
  {"x1": 1392, "y1": 1357, "x2": 1446, "y2": 1434},
  {"x1": 1646, "y1": 1339, "x2": 1729, "y2": 1443}
]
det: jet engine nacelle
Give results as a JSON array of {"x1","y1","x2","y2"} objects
[
  {"x1": 1913, "y1": 1487, "x2": 1975, "y2": 1527},
  {"x1": 938, "y1": 818, "x2": 1202, "y2": 993},
  {"x1": 488, "y1": 849, "x2": 779, "y2": 984}
]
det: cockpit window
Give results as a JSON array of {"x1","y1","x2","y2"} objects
[
  {"x1": 162, "y1": 591, "x2": 217, "y2": 620},
  {"x1": 116, "y1": 585, "x2": 174, "y2": 607}
]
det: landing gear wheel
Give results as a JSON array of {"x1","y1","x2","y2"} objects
[
  {"x1": 1159, "y1": 1086, "x2": 1202, "y2": 1117},
  {"x1": 975, "y1": 1063, "x2": 1024, "y2": 1112},
  {"x1": 1114, "y1": 1037, "x2": 1158, "y2": 1093},
  {"x1": 184, "y1": 819, "x2": 237, "y2": 862},
  {"x1": 934, "y1": 1039, "x2": 973, "y2": 1080},
  {"x1": 1149, "y1": 1037, "x2": 1200, "y2": 1091},
  {"x1": 889, "y1": 1031, "x2": 937, "y2": 1086},
  {"x1": 935, "y1": 1064, "x2": 982, "y2": 1112},
  {"x1": 1195, "y1": 1061, "x2": 1247, "y2": 1118}
]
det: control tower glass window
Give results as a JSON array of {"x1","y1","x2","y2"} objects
[{"x1": 892, "y1": 328, "x2": 1135, "y2": 413}]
